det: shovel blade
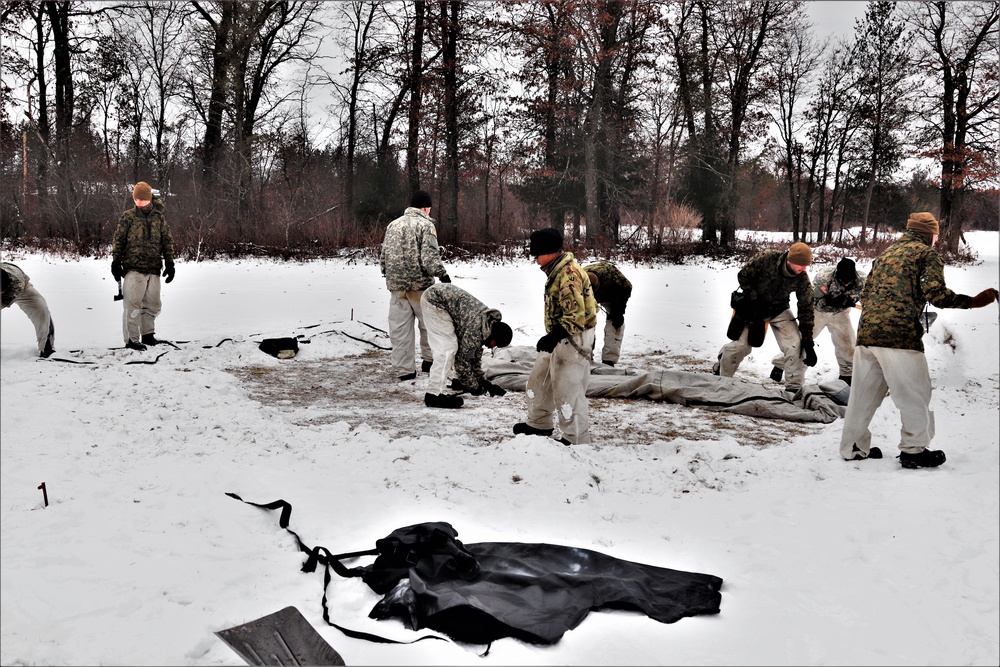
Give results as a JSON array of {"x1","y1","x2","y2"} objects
[{"x1": 215, "y1": 606, "x2": 345, "y2": 666}]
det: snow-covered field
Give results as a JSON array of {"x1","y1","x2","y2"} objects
[{"x1": 2, "y1": 231, "x2": 998, "y2": 666}]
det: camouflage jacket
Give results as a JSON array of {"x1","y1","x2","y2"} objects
[
  {"x1": 1, "y1": 262, "x2": 29, "y2": 308},
  {"x1": 812, "y1": 265, "x2": 867, "y2": 314},
  {"x1": 379, "y1": 208, "x2": 448, "y2": 292},
  {"x1": 737, "y1": 249, "x2": 815, "y2": 340},
  {"x1": 857, "y1": 230, "x2": 973, "y2": 351},
  {"x1": 542, "y1": 252, "x2": 598, "y2": 335},
  {"x1": 581, "y1": 261, "x2": 632, "y2": 316},
  {"x1": 423, "y1": 283, "x2": 502, "y2": 392},
  {"x1": 111, "y1": 198, "x2": 175, "y2": 275}
]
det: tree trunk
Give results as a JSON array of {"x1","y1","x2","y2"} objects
[{"x1": 407, "y1": 0, "x2": 426, "y2": 194}]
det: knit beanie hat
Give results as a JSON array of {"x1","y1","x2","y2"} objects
[
  {"x1": 410, "y1": 189, "x2": 432, "y2": 209},
  {"x1": 835, "y1": 257, "x2": 857, "y2": 286},
  {"x1": 787, "y1": 242, "x2": 813, "y2": 266},
  {"x1": 586, "y1": 271, "x2": 600, "y2": 290},
  {"x1": 906, "y1": 212, "x2": 939, "y2": 238},
  {"x1": 132, "y1": 181, "x2": 153, "y2": 200},
  {"x1": 490, "y1": 320, "x2": 513, "y2": 348},
  {"x1": 529, "y1": 228, "x2": 563, "y2": 256}
]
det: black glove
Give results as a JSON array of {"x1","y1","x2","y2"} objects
[
  {"x1": 734, "y1": 299, "x2": 762, "y2": 322},
  {"x1": 826, "y1": 294, "x2": 856, "y2": 310},
  {"x1": 610, "y1": 313, "x2": 625, "y2": 328},
  {"x1": 163, "y1": 261, "x2": 175, "y2": 283},
  {"x1": 536, "y1": 325, "x2": 568, "y2": 353},
  {"x1": 484, "y1": 381, "x2": 507, "y2": 397},
  {"x1": 801, "y1": 339, "x2": 818, "y2": 367},
  {"x1": 111, "y1": 260, "x2": 123, "y2": 280},
  {"x1": 448, "y1": 378, "x2": 468, "y2": 392},
  {"x1": 439, "y1": 273, "x2": 451, "y2": 283}
]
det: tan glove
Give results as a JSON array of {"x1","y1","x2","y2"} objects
[{"x1": 970, "y1": 288, "x2": 999, "y2": 308}]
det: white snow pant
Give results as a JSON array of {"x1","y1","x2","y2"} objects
[
  {"x1": 6, "y1": 282, "x2": 55, "y2": 354},
  {"x1": 773, "y1": 308, "x2": 856, "y2": 377},
  {"x1": 122, "y1": 271, "x2": 161, "y2": 344},
  {"x1": 421, "y1": 296, "x2": 457, "y2": 396},
  {"x1": 718, "y1": 309, "x2": 805, "y2": 389},
  {"x1": 839, "y1": 346, "x2": 935, "y2": 459},
  {"x1": 524, "y1": 328, "x2": 596, "y2": 445},
  {"x1": 598, "y1": 305, "x2": 625, "y2": 365},
  {"x1": 388, "y1": 289, "x2": 432, "y2": 376}
]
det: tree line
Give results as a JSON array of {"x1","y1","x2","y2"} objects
[{"x1": 0, "y1": 0, "x2": 996, "y2": 260}]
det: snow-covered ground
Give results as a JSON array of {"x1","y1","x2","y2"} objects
[{"x1": 2, "y1": 231, "x2": 998, "y2": 666}]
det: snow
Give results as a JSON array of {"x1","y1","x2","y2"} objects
[{"x1": 2, "y1": 232, "x2": 998, "y2": 666}]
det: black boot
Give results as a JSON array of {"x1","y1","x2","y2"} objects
[
  {"x1": 770, "y1": 366, "x2": 783, "y2": 382},
  {"x1": 899, "y1": 449, "x2": 946, "y2": 469},
  {"x1": 141, "y1": 333, "x2": 160, "y2": 346},
  {"x1": 513, "y1": 422, "x2": 554, "y2": 437},
  {"x1": 424, "y1": 392, "x2": 464, "y2": 409},
  {"x1": 849, "y1": 444, "x2": 882, "y2": 461},
  {"x1": 125, "y1": 339, "x2": 147, "y2": 351},
  {"x1": 421, "y1": 360, "x2": 433, "y2": 373}
]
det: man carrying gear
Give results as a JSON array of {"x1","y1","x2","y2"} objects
[
  {"x1": 713, "y1": 242, "x2": 817, "y2": 397},
  {"x1": 1, "y1": 262, "x2": 55, "y2": 358},
  {"x1": 420, "y1": 283, "x2": 513, "y2": 409},
  {"x1": 513, "y1": 228, "x2": 598, "y2": 445},
  {"x1": 111, "y1": 181, "x2": 175, "y2": 351},
  {"x1": 771, "y1": 257, "x2": 865, "y2": 386},
  {"x1": 581, "y1": 261, "x2": 632, "y2": 367}
]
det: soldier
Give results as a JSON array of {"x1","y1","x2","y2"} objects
[
  {"x1": 713, "y1": 242, "x2": 818, "y2": 396},
  {"x1": 1, "y1": 261, "x2": 55, "y2": 358},
  {"x1": 111, "y1": 182, "x2": 175, "y2": 351},
  {"x1": 419, "y1": 282, "x2": 513, "y2": 409},
  {"x1": 379, "y1": 190, "x2": 451, "y2": 381},
  {"x1": 839, "y1": 212, "x2": 998, "y2": 467},
  {"x1": 771, "y1": 257, "x2": 866, "y2": 385},
  {"x1": 513, "y1": 228, "x2": 598, "y2": 445},
  {"x1": 581, "y1": 261, "x2": 632, "y2": 367}
]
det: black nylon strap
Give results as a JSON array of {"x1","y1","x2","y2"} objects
[{"x1": 225, "y1": 493, "x2": 450, "y2": 647}]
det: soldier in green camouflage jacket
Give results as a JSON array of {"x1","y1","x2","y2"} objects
[
  {"x1": 771, "y1": 257, "x2": 866, "y2": 384},
  {"x1": 582, "y1": 261, "x2": 632, "y2": 366},
  {"x1": 379, "y1": 190, "x2": 451, "y2": 380},
  {"x1": 513, "y1": 228, "x2": 598, "y2": 445},
  {"x1": 713, "y1": 242, "x2": 817, "y2": 394},
  {"x1": 1, "y1": 261, "x2": 55, "y2": 357},
  {"x1": 419, "y1": 283, "x2": 513, "y2": 408},
  {"x1": 839, "y1": 212, "x2": 998, "y2": 468},
  {"x1": 111, "y1": 181, "x2": 175, "y2": 351}
]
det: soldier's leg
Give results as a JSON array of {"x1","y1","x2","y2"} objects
[
  {"x1": 600, "y1": 312, "x2": 624, "y2": 365},
  {"x1": 551, "y1": 329, "x2": 595, "y2": 444},
  {"x1": 407, "y1": 290, "x2": 433, "y2": 366},
  {"x1": 387, "y1": 290, "x2": 417, "y2": 376},
  {"x1": 420, "y1": 298, "x2": 457, "y2": 396},
  {"x1": 525, "y1": 351, "x2": 556, "y2": 431},
  {"x1": 140, "y1": 274, "x2": 162, "y2": 336},
  {"x1": 770, "y1": 310, "x2": 805, "y2": 390},
  {"x1": 873, "y1": 347, "x2": 934, "y2": 455},
  {"x1": 825, "y1": 310, "x2": 857, "y2": 377},
  {"x1": 15, "y1": 283, "x2": 54, "y2": 354},
  {"x1": 718, "y1": 326, "x2": 752, "y2": 377},
  {"x1": 838, "y1": 346, "x2": 888, "y2": 459},
  {"x1": 122, "y1": 271, "x2": 148, "y2": 343}
]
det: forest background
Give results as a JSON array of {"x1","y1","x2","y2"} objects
[{"x1": 0, "y1": 0, "x2": 997, "y2": 263}]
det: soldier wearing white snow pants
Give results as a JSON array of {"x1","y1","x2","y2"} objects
[
  {"x1": 524, "y1": 328, "x2": 597, "y2": 445},
  {"x1": 121, "y1": 271, "x2": 162, "y2": 346},
  {"x1": 720, "y1": 308, "x2": 806, "y2": 388},
  {"x1": 1, "y1": 262, "x2": 55, "y2": 358}
]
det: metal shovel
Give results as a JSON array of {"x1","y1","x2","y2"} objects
[{"x1": 215, "y1": 606, "x2": 346, "y2": 666}]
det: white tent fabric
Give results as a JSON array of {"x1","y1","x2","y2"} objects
[{"x1": 483, "y1": 346, "x2": 848, "y2": 424}]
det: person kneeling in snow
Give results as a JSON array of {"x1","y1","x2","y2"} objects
[
  {"x1": 1, "y1": 262, "x2": 56, "y2": 358},
  {"x1": 420, "y1": 282, "x2": 513, "y2": 409}
]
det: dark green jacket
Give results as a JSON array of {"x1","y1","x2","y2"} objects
[
  {"x1": 857, "y1": 230, "x2": 972, "y2": 351},
  {"x1": 737, "y1": 249, "x2": 815, "y2": 340},
  {"x1": 112, "y1": 198, "x2": 174, "y2": 275}
]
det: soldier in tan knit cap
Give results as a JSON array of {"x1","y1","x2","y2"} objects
[{"x1": 712, "y1": 242, "x2": 818, "y2": 396}]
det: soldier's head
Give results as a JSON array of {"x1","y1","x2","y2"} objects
[
  {"x1": 410, "y1": 189, "x2": 432, "y2": 211},
  {"x1": 835, "y1": 258, "x2": 858, "y2": 287},
  {"x1": 486, "y1": 321, "x2": 513, "y2": 349},
  {"x1": 528, "y1": 228, "x2": 563, "y2": 266},
  {"x1": 132, "y1": 181, "x2": 153, "y2": 209},
  {"x1": 906, "y1": 212, "x2": 939, "y2": 245},
  {"x1": 786, "y1": 242, "x2": 813, "y2": 274}
]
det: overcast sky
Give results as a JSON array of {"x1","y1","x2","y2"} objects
[{"x1": 804, "y1": 0, "x2": 867, "y2": 39}]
